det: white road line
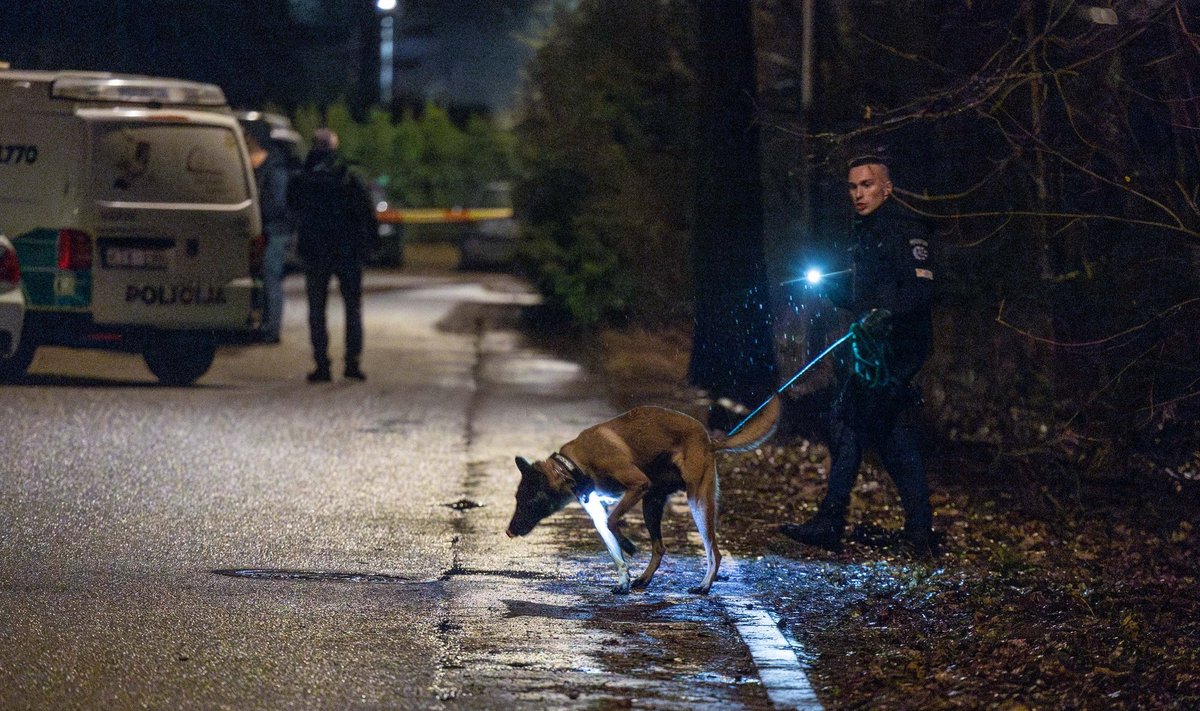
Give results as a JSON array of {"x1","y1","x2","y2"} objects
[{"x1": 719, "y1": 557, "x2": 823, "y2": 710}]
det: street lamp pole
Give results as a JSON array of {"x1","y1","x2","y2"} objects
[{"x1": 377, "y1": 0, "x2": 403, "y2": 108}]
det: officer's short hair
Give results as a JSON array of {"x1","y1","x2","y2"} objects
[{"x1": 847, "y1": 152, "x2": 890, "y2": 170}]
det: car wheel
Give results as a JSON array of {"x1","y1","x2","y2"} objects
[
  {"x1": 143, "y1": 333, "x2": 217, "y2": 386},
  {"x1": 0, "y1": 336, "x2": 37, "y2": 382}
]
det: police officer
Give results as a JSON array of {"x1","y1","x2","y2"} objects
[
  {"x1": 244, "y1": 121, "x2": 291, "y2": 344},
  {"x1": 288, "y1": 128, "x2": 376, "y2": 383},
  {"x1": 780, "y1": 153, "x2": 936, "y2": 555}
]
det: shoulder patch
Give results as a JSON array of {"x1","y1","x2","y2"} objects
[{"x1": 910, "y1": 239, "x2": 929, "y2": 261}]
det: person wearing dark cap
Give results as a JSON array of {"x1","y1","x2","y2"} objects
[
  {"x1": 244, "y1": 121, "x2": 292, "y2": 344},
  {"x1": 287, "y1": 128, "x2": 377, "y2": 382},
  {"x1": 779, "y1": 153, "x2": 937, "y2": 555}
]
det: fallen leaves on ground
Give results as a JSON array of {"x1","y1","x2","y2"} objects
[
  {"x1": 718, "y1": 442, "x2": 1200, "y2": 709},
  {"x1": 594, "y1": 326, "x2": 1200, "y2": 709}
]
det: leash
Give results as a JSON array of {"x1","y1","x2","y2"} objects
[
  {"x1": 726, "y1": 306, "x2": 899, "y2": 437},
  {"x1": 726, "y1": 330, "x2": 854, "y2": 436},
  {"x1": 849, "y1": 321, "x2": 894, "y2": 388}
]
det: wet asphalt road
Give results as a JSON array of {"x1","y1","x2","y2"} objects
[{"x1": 0, "y1": 268, "x2": 816, "y2": 710}]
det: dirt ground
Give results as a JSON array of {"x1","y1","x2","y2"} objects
[{"x1": 585, "y1": 325, "x2": 1200, "y2": 710}]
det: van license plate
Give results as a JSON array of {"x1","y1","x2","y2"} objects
[{"x1": 103, "y1": 246, "x2": 170, "y2": 270}]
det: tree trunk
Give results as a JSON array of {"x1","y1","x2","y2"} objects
[{"x1": 688, "y1": 0, "x2": 777, "y2": 416}]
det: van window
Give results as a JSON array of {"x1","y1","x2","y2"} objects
[{"x1": 91, "y1": 123, "x2": 250, "y2": 205}]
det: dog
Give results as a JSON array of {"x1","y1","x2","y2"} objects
[{"x1": 505, "y1": 397, "x2": 780, "y2": 595}]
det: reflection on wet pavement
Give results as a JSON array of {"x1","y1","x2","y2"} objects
[
  {"x1": 481, "y1": 355, "x2": 584, "y2": 391},
  {"x1": 449, "y1": 296, "x2": 795, "y2": 709},
  {"x1": 360, "y1": 276, "x2": 821, "y2": 708}
]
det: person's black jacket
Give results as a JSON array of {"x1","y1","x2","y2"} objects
[
  {"x1": 287, "y1": 149, "x2": 377, "y2": 265},
  {"x1": 254, "y1": 148, "x2": 292, "y2": 239},
  {"x1": 827, "y1": 198, "x2": 934, "y2": 383}
]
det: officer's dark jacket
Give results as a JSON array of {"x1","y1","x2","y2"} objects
[
  {"x1": 253, "y1": 148, "x2": 292, "y2": 239},
  {"x1": 287, "y1": 149, "x2": 377, "y2": 265},
  {"x1": 828, "y1": 197, "x2": 934, "y2": 382}
]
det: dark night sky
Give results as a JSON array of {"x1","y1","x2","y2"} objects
[
  {"x1": 390, "y1": 0, "x2": 551, "y2": 114},
  {"x1": 0, "y1": 0, "x2": 555, "y2": 116}
]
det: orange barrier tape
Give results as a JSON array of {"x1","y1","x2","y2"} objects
[{"x1": 376, "y1": 207, "x2": 513, "y2": 224}]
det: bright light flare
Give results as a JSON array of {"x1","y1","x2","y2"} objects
[
  {"x1": 377, "y1": 0, "x2": 397, "y2": 11},
  {"x1": 783, "y1": 267, "x2": 851, "y2": 286},
  {"x1": 579, "y1": 493, "x2": 630, "y2": 586}
]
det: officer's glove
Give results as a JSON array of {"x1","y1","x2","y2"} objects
[
  {"x1": 857, "y1": 308, "x2": 893, "y2": 340},
  {"x1": 848, "y1": 309, "x2": 894, "y2": 388}
]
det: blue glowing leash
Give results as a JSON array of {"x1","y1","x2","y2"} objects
[
  {"x1": 848, "y1": 321, "x2": 894, "y2": 389},
  {"x1": 726, "y1": 330, "x2": 855, "y2": 436}
]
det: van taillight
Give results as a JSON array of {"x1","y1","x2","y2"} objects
[
  {"x1": 57, "y1": 229, "x2": 93, "y2": 270},
  {"x1": 249, "y1": 233, "x2": 266, "y2": 277},
  {"x1": 0, "y1": 245, "x2": 19, "y2": 284}
]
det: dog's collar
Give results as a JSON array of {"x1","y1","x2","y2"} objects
[{"x1": 550, "y1": 452, "x2": 590, "y2": 497}]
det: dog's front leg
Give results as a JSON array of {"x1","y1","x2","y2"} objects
[
  {"x1": 603, "y1": 470, "x2": 650, "y2": 543},
  {"x1": 579, "y1": 494, "x2": 630, "y2": 593}
]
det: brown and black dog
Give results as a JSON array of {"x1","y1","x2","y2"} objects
[{"x1": 505, "y1": 398, "x2": 780, "y2": 595}]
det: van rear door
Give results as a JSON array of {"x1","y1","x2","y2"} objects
[{"x1": 81, "y1": 109, "x2": 259, "y2": 332}]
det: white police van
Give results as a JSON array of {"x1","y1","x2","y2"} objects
[{"x1": 0, "y1": 69, "x2": 262, "y2": 384}]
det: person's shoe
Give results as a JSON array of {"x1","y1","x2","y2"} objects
[
  {"x1": 306, "y1": 365, "x2": 332, "y2": 383},
  {"x1": 344, "y1": 363, "x2": 366, "y2": 381},
  {"x1": 778, "y1": 518, "x2": 844, "y2": 550}
]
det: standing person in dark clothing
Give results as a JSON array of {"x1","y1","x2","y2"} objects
[
  {"x1": 779, "y1": 154, "x2": 937, "y2": 555},
  {"x1": 245, "y1": 122, "x2": 292, "y2": 344},
  {"x1": 287, "y1": 128, "x2": 377, "y2": 383}
]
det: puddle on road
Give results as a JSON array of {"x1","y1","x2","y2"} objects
[
  {"x1": 213, "y1": 569, "x2": 419, "y2": 584},
  {"x1": 214, "y1": 565, "x2": 564, "y2": 587},
  {"x1": 685, "y1": 670, "x2": 752, "y2": 685},
  {"x1": 438, "y1": 564, "x2": 556, "y2": 582},
  {"x1": 501, "y1": 599, "x2": 593, "y2": 621},
  {"x1": 499, "y1": 597, "x2": 718, "y2": 626},
  {"x1": 587, "y1": 598, "x2": 691, "y2": 623}
]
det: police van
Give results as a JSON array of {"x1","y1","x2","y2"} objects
[{"x1": 0, "y1": 69, "x2": 262, "y2": 384}]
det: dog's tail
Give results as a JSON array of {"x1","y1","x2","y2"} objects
[{"x1": 711, "y1": 396, "x2": 780, "y2": 453}]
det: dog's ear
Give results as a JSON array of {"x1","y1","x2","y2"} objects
[{"x1": 515, "y1": 456, "x2": 536, "y2": 478}]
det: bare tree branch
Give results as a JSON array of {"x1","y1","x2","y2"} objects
[{"x1": 995, "y1": 296, "x2": 1200, "y2": 348}]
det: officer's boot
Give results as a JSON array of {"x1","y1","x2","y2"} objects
[
  {"x1": 884, "y1": 423, "x2": 936, "y2": 558},
  {"x1": 344, "y1": 359, "x2": 366, "y2": 381},
  {"x1": 307, "y1": 358, "x2": 332, "y2": 383},
  {"x1": 779, "y1": 503, "x2": 846, "y2": 550},
  {"x1": 901, "y1": 520, "x2": 938, "y2": 559}
]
